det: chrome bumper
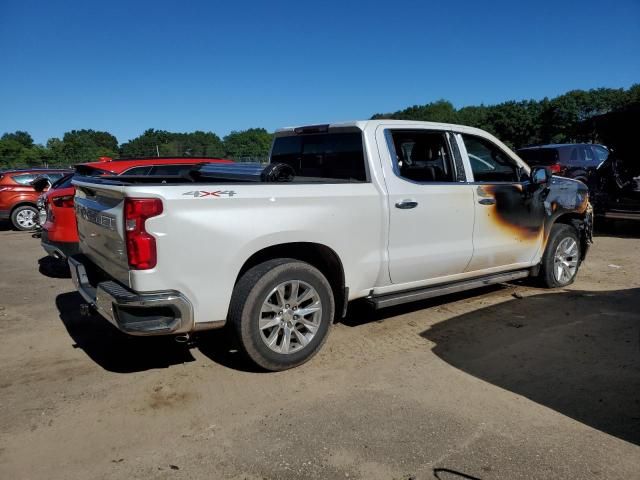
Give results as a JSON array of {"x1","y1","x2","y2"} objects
[{"x1": 68, "y1": 256, "x2": 194, "y2": 336}]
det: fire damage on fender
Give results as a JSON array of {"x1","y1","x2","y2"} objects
[{"x1": 479, "y1": 176, "x2": 593, "y2": 260}]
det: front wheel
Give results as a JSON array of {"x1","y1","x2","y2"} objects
[
  {"x1": 539, "y1": 224, "x2": 581, "y2": 288},
  {"x1": 11, "y1": 205, "x2": 39, "y2": 231},
  {"x1": 229, "y1": 259, "x2": 335, "y2": 371}
]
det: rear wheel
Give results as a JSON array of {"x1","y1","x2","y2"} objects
[
  {"x1": 539, "y1": 224, "x2": 581, "y2": 288},
  {"x1": 229, "y1": 259, "x2": 335, "y2": 371},
  {"x1": 11, "y1": 205, "x2": 38, "y2": 231}
]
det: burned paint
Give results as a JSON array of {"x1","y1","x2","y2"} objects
[
  {"x1": 477, "y1": 176, "x2": 592, "y2": 254},
  {"x1": 476, "y1": 184, "x2": 546, "y2": 240}
]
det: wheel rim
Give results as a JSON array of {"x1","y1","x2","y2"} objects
[
  {"x1": 553, "y1": 237, "x2": 579, "y2": 283},
  {"x1": 258, "y1": 280, "x2": 322, "y2": 354},
  {"x1": 16, "y1": 209, "x2": 36, "y2": 229}
]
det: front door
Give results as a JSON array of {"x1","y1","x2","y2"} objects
[
  {"x1": 376, "y1": 126, "x2": 475, "y2": 285},
  {"x1": 457, "y1": 133, "x2": 545, "y2": 272}
]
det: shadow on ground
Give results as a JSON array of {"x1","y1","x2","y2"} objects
[
  {"x1": 197, "y1": 329, "x2": 263, "y2": 373},
  {"x1": 38, "y1": 255, "x2": 71, "y2": 278},
  {"x1": 0, "y1": 220, "x2": 13, "y2": 231},
  {"x1": 421, "y1": 287, "x2": 640, "y2": 445},
  {"x1": 56, "y1": 291, "x2": 196, "y2": 373},
  {"x1": 594, "y1": 218, "x2": 640, "y2": 238}
]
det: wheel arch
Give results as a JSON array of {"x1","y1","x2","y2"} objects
[
  {"x1": 10, "y1": 201, "x2": 38, "y2": 215},
  {"x1": 9, "y1": 201, "x2": 39, "y2": 230},
  {"x1": 550, "y1": 210, "x2": 593, "y2": 260},
  {"x1": 236, "y1": 242, "x2": 347, "y2": 318}
]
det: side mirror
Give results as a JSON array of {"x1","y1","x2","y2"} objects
[{"x1": 531, "y1": 167, "x2": 550, "y2": 187}]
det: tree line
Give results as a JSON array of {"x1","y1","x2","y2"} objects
[
  {"x1": 0, "y1": 128, "x2": 273, "y2": 169},
  {"x1": 372, "y1": 84, "x2": 640, "y2": 149},
  {"x1": 1, "y1": 84, "x2": 638, "y2": 169}
]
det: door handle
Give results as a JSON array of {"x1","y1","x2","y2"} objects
[
  {"x1": 478, "y1": 198, "x2": 496, "y2": 205},
  {"x1": 395, "y1": 200, "x2": 418, "y2": 209}
]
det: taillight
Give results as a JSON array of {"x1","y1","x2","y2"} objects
[
  {"x1": 52, "y1": 194, "x2": 75, "y2": 208},
  {"x1": 549, "y1": 163, "x2": 562, "y2": 174},
  {"x1": 124, "y1": 198, "x2": 163, "y2": 270}
]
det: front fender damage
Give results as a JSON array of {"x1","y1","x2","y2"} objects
[{"x1": 571, "y1": 202, "x2": 594, "y2": 260}]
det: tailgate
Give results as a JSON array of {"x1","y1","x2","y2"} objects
[{"x1": 73, "y1": 179, "x2": 130, "y2": 286}]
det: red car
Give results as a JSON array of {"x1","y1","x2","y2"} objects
[
  {"x1": 0, "y1": 168, "x2": 72, "y2": 230},
  {"x1": 40, "y1": 157, "x2": 232, "y2": 259}
]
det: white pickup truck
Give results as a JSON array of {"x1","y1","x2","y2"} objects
[{"x1": 69, "y1": 120, "x2": 592, "y2": 370}]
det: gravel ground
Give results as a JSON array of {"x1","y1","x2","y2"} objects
[{"x1": 0, "y1": 221, "x2": 639, "y2": 480}]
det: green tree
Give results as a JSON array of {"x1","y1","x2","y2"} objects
[
  {"x1": 0, "y1": 131, "x2": 50, "y2": 168},
  {"x1": 1, "y1": 131, "x2": 34, "y2": 148},
  {"x1": 119, "y1": 129, "x2": 225, "y2": 158},
  {"x1": 58, "y1": 129, "x2": 119, "y2": 163},
  {"x1": 223, "y1": 128, "x2": 273, "y2": 160}
]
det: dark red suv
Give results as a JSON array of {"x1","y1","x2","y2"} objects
[{"x1": 0, "y1": 169, "x2": 71, "y2": 230}]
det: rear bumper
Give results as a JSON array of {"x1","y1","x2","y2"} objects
[
  {"x1": 68, "y1": 255, "x2": 194, "y2": 336},
  {"x1": 41, "y1": 231, "x2": 79, "y2": 259}
]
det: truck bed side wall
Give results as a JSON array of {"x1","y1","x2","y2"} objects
[{"x1": 126, "y1": 183, "x2": 386, "y2": 325}]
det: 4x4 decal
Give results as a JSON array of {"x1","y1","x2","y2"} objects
[{"x1": 182, "y1": 190, "x2": 236, "y2": 198}]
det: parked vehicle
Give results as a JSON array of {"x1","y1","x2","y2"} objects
[
  {"x1": 592, "y1": 153, "x2": 640, "y2": 221},
  {"x1": 39, "y1": 157, "x2": 233, "y2": 259},
  {"x1": 0, "y1": 168, "x2": 71, "y2": 230},
  {"x1": 68, "y1": 120, "x2": 593, "y2": 371},
  {"x1": 517, "y1": 144, "x2": 640, "y2": 221},
  {"x1": 516, "y1": 143, "x2": 609, "y2": 184}
]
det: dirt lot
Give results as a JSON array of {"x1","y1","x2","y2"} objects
[{"x1": 0, "y1": 222, "x2": 639, "y2": 480}]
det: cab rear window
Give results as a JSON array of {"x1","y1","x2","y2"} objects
[{"x1": 270, "y1": 132, "x2": 367, "y2": 182}]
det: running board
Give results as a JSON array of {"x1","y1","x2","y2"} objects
[{"x1": 367, "y1": 270, "x2": 530, "y2": 309}]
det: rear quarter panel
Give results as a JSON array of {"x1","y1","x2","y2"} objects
[
  {"x1": 126, "y1": 183, "x2": 386, "y2": 324},
  {"x1": 0, "y1": 188, "x2": 39, "y2": 211}
]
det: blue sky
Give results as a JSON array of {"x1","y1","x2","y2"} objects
[{"x1": 1, "y1": 0, "x2": 638, "y2": 145}]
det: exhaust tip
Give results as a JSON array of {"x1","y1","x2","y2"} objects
[{"x1": 175, "y1": 334, "x2": 190, "y2": 344}]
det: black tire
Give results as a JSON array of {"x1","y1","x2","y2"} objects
[
  {"x1": 11, "y1": 205, "x2": 39, "y2": 231},
  {"x1": 539, "y1": 223, "x2": 581, "y2": 288},
  {"x1": 229, "y1": 258, "x2": 335, "y2": 371}
]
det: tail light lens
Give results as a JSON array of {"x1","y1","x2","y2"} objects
[
  {"x1": 52, "y1": 194, "x2": 75, "y2": 208},
  {"x1": 124, "y1": 198, "x2": 163, "y2": 270},
  {"x1": 549, "y1": 163, "x2": 562, "y2": 174}
]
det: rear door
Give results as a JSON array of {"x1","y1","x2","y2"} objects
[
  {"x1": 458, "y1": 133, "x2": 544, "y2": 272},
  {"x1": 376, "y1": 126, "x2": 475, "y2": 285}
]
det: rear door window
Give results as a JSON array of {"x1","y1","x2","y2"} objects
[
  {"x1": 387, "y1": 130, "x2": 456, "y2": 183},
  {"x1": 270, "y1": 131, "x2": 367, "y2": 182},
  {"x1": 12, "y1": 174, "x2": 37, "y2": 185}
]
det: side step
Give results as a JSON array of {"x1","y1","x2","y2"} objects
[{"x1": 367, "y1": 270, "x2": 530, "y2": 309}]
